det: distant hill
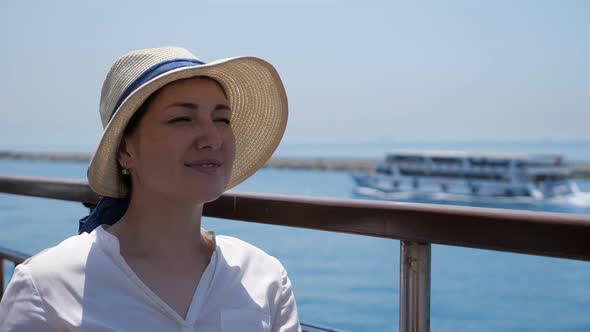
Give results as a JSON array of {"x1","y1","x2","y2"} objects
[{"x1": 0, "y1": 151, "x2": 91, "y2": 162}]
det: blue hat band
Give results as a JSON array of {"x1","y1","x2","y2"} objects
[{"x1": 109, "y1": 58, "x2": 206, "y2": 120}]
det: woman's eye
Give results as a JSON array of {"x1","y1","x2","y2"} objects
[
  {"x1": 215, "y1": 118, "x2": 231, "y2": 125},
  {"x1": 169, "y1": 116, "x2": 191, "y2": 123}
]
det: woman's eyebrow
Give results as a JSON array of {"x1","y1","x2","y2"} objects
[
  {"x1": 165, "y1": 102, "x2": 199, "y2": 110},
  {"x1": 165, "y1": 102, "x2": 231, "y2": 111},
  {"x1": 213, "y1": 104, "x2": 231, "y2": 112}
]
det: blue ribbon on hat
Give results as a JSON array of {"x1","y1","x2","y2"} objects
[
  {"x1": 109, "y1": 58, "x2": 206, "y2": 120},
  {"x1": 80, "y1": 58, "x2": 206, "y2": 234}
]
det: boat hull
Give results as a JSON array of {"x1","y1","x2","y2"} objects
[{"x1": 352, "y1": 173, "x2": 578, "y2": 200}]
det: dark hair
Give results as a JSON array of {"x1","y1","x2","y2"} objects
[
  {"x1": 118, "y1": 91, "x2": 158, "y2": 192},
  {"x1": 124, "y1": 92, "x2": 158, "y2": 137}
]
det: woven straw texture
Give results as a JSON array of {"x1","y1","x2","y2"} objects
[{"x1": 88, "y1": 47, "x2": 288, "y2": 197}]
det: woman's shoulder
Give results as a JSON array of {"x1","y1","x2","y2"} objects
[
  {"x1": 215, "y1": 235, "x2": 284, "y2": 270},
  {"x1": 19, "y1": 232, "x2": 96, "y2": 278}
]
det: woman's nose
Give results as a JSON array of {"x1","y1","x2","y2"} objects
[{"x1": 194, "y1": 119, "x2": 223, "y2": 150}]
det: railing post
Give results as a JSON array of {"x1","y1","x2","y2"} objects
[
  {"x1": 399, "y1": 241, "x2": 431, "y2": 332},
  {"x1": 0, "y1": 258, "x2": 4, "y2": 299}
]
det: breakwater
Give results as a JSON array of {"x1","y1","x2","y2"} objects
[
  {"x1": 0, "y1": 151, "x2": 90, "y2": 162},
  {"x1": 1, "y1": 151, "x2": 589, "y2": 178}
]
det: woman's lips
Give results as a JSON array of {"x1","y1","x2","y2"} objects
[{"x1": 185, "y1": 159, "x2": 222, "y2": 173}]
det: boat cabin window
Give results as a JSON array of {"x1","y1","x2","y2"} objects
[
  {"x1": 377, "y1": 165, "x2": 393, "y2": 175},
  {"x1": 468, "y1": 158, "x2": 510, "y2": 167},
  {"x1": 531, "y1": 175, "x2": 568, "y2": 182},
  {"x1": 431, "y1": 157, "x2": 462, "y2": 165},
  {"x1": 388, "y1": 155, "x2": 425, "y2": 163},
  {"x1": 398, "y1": 169, "x2": 507, "y2": 181},
  {"x1": 517, "y1": 159, "x2": 562, "y2": 168}
]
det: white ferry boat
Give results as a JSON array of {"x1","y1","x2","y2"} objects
[{"x1": 352, "y1": 151, "x2": 579, "y2": 200}]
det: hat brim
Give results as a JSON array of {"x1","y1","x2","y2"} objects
[{"x1": 88, "y1": 57, "x2": 288, "y2": 197}]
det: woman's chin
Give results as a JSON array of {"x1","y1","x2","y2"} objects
[
  {"x1": 143, "y1": 180, "x2": 229, "y2": 204},
  {"x1": 183, "y1": 187, "x2": 226, "y2": 204}
]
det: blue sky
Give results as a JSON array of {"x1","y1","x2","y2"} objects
[{"x1": 0, "y1": 0, "x2": 588, "y2": 152}]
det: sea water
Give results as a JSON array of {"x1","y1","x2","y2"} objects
[{"x1": 1, "y1": 155, "x2": 590, "y2": 331}]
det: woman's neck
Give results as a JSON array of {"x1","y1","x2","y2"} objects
[{"x1": 106, "y1": 190, "x2": 212, "y2": 261}]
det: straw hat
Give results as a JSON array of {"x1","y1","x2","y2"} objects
[{"x1": 88, "y1": 46, "x2": 288, "y2": 197}]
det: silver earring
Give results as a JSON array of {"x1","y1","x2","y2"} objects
[{"x1": 122, "y1": 168, "x2": 130, "y2": 175}]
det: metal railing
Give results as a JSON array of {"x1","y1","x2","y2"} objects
[{"x1": 2, "y1": 175, "x2": 590, "y2": 331}]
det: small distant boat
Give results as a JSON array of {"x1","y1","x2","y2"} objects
[{"x1": 352, "y1": 151, "x2": 580, "y2": 200}]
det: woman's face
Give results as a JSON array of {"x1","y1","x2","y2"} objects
[{"x1": 119, "y1": 77, "x2": 236, "y2": 204}]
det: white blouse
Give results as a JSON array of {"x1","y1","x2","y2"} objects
[{"x1": 0, "y1": 226, "x2": 301, "y2": 332}]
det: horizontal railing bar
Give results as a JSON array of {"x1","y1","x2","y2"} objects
[
  {"x1": 210, "y1": 192, "x2": 590, "y2": 261},
  {"x1": 1, "y1": 175, "x2": 590, "y2": 261},
  {"x1": 0, "y1": 175, "x2": 97, "y2": 204},
  {"x1": 0, "y1": 246, "x2": 29, "y2": 265}
]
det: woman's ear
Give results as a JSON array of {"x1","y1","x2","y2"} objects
[{"x1": 117, "y1": 137, "x2": 133, "y2": 170}]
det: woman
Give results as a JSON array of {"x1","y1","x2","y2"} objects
[{"x1": 0, "y1": 46, "x2": 301, "y2": 331}]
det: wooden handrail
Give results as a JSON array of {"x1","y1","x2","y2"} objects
[
  {"x1": 1, "y1": 175, "x2": 590, "y2": 261},
  {"x1": 0, "y1": 246, "x2": 29, "y2": 265},
  {"x1": 0, "y1": 175, "x2": 97, "y2": 203},
  {"x1": 0, "y1": 246, "x2": 29, "y2": 298}
]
